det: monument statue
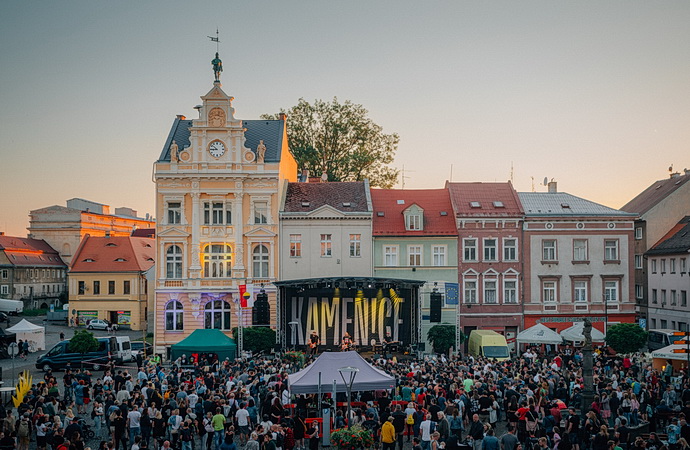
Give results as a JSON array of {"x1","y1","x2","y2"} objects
[
  {"x1": 256, "y1": 140, "x2": 266, "y2": 163},
  {"x1": 581, "y1": 318, "x2": 594, "y2": 415},
  {"x1": 211, "y1": 52, "x2": 223, "y2": 82},
  {"x1": 170, "y1": 140, "x2": 179, "y2": 163}
]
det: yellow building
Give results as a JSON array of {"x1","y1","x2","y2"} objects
[
  {"x1": 153, "y1": 56, "x2": 297, "y2": 355},
  {"x1": 69, "y1": 235, "x2": 155, "y2": 331}
]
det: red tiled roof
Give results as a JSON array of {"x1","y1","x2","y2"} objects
[
  {"x1": 0, "y1": 236, "x2": 66, "y2": 268},
  {"x1": 70, "y1": 236, "x2": 155, "y2": 273},
  {"x1": 621, "y1": 172, "x2": 690, "y2": 215},
  {"x1": 132, "y1": 228, "x2": 155, "y2": 238},
  {"x1": 447, "y1": 182, "x2": 523, "y2": 217},
  {"x1": 283, "y1": 182, "x2": 370, "y2": 213},
  {"x1": 370, "y1": 189, "x2": 457, "y2": 236}
]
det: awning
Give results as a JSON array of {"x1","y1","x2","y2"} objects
[
  {"x1": 516, "y1": 323, "x2": 563, "y2": 345},
  {"x1": 560, "y1": 322, "x2": 606, "y2": 342}
]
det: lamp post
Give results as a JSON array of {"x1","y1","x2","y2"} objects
[{"x1": 338, "y1": 366, "x2": 359, "y2": 429}]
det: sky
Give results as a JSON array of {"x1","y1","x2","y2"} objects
[{"x1": 1, "y1": 1, "x2": 689, "y2": 236}]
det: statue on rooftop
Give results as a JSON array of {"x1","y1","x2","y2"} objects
[
  {"x1": 170, "y1": 140, "x2": 179, "y2": 163},
  {"x1": 211, "y1": 52, "x2": 223, "y2": 82},
  {"x1": 256, "y1": 140, "x2": 266, "y2": 163}
]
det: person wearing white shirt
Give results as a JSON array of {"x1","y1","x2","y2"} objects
[
  {"x1": 420, "y1": 413, "x2": 434, "y2": 450},
  {"x1": 236, "y1": 403, "x2": 251, "y2": 445}
]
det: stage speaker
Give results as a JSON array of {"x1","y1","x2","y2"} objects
[
  {"x1": 253, "y1": 291, "x2": 271, "y2": 325},
  {"x1": 430, "y1": 291, "x2": 443, "y2": 322}
]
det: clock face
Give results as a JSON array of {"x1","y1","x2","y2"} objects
[{"x1": 208, "y1": 140, "x2": 226, "y2": 158}]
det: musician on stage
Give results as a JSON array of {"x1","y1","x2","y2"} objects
[
  {"x1": 341, "y1": 332, "x2": 353, "y2": 351},
  {"x1": 308, "y1": 330, "x2": 320, "y2": 355},
  {"x1": 383, "y1": 332, "x2": 393, "y2": 346}
]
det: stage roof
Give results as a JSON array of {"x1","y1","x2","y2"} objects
[{"x1": 274, "y1": 276, "x2": 426, "y2": 288}]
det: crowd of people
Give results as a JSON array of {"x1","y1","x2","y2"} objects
[{"x1": 1, "y1": 343, "x2": 689, "y2": 450}]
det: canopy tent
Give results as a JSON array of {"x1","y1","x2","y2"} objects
[
  {"x1": 560, "y1": 322, "x2": 606, "y2": 342},
  {"x1": 7, "y1": 319, "x2": 45, "y2": 350},
  {"x1": 516, "y1": 323, "x2": 563, "y2": 345},
  {"x1": 170, "y1": 329, "x2": 236, "y2": 361},
  {"x1": 288, "y1": 351, "x2": 396, "y2": 394}
]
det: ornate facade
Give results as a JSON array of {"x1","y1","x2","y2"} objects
[{"x1": 153, "y1": 73, "x2": 297, "y2": 354}]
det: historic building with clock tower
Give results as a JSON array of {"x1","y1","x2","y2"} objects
[{"x1": 153, "y1": 55, "x2": 297, "y2": 354}]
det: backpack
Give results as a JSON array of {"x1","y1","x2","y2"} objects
[
  {"x1": 407, "y1": 413, "x2": 414, "y2": 425},
  {"x1": 275, "y1": 432, "x2": 285, "y2": 448},
  {"x1": 18, "y1": 420, "x2": 30, "y2": 438}
]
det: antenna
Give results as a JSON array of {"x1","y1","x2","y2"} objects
[
  {"x1": 543, "y1": 177, "x2": 548, "y2": 186},
  {"x1": 510, "y1": 162, "x2": 514, "y2": 184},
  {"x1": 531, "y1": 176, "x2": 535, "y2": 192},
  {"x1": 401, "y1": 165, "x2": 414, "y2": 189},
  {"x1": 208, "y1": 28, "x2": 220, "y2": 52},
  {"x1": 450, "y1": 164, "x2": 453, "y2": 182}
]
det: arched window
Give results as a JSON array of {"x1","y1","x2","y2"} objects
[
  {"x1": 204, "y1": 300, "x2": 231, "y2": 330},
  {"x1": 166, "y1": 245, "x2": 183, "y2": 278},
  {"x1": 203, "y1": 244, "x2": 232, "y2": 278},
  {"x1": 165, "y1": 301, "x2": 183, "y2": 330},
  {"x1": 253, "y1": 245, "x2": 269, "y2": 278}
]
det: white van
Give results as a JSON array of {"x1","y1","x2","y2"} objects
[
  {"x1": 0, "y1": 299, "x2": 24, "y2": 315},
  {"x1": 113, "y1": 336, "x2": 133, "y2": 362}
]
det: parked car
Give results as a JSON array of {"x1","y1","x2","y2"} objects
[
  {"x1": 131, "y1": 341, "x2": 153, "y2": 357},
  {"x1": 0, "y1": 312, "x2": 8, "y2": 323},
  {"x1": 36, "y1": 338, "x2": 115, "y2": 372},
  {"x1": 86, "y1": 319, "x2": 119, "y2": 331}
]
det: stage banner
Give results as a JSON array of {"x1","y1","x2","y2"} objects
[{"x1": 283, "y1": 286, "x2": 413, "y2": 347}]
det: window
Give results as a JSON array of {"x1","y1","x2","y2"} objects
[
  {"x1": 635, "y1": 227, "x2": 643, "y2": 240},
  {"x1": 574, "y1": 280, "x2": 588, "y2": 302},
  {"x1": 408, "y1": 246, "x2": 422, "y2": 266},
  {"x1": 671, "y1": 290, "x2": 678, "y2": 306},
  {"x1": 93, "y1": 281, "x2": 100, "y2": 295},
  {"x1": 651, "y1": 259, "x2": 657, "y2": 273},
  {"x1": 167, "y1": 202, "x2": 181, "y2": 224},
  {"x1": 604, "y1": 240, "x2": 619, "y2": 261},
  {"x1": 573, "y1": 239, "x2": 588, "y2": 262},
  {"x1": 504, "y1": 280, "x2": 517, "y2": 303},
  {"x1": 463, "y1": 239, "x2": 477, "y2": 261},
  {"x1": 661, "y1": 319, "x2": 668, "y2": 329},
  {"x1": 123, "y1": 280, "x2": 131, "y2": 295},
  {"x1": 349, "y1": 234, "x2": 361, "y2": 257},
  {"x1": 432, "y1": 246, "x2": 446, "y2": 266},
  {"x1": 543, "y1": 281, "x2": 557, "y2": 302},
  {"x1": 484, "y1": 239, "x2": 497, "y2": 261},
  {"x1": 166, "y1": 245, "x2": 183, "y2": 279},
  {"x1": 406, "y1": 214, "x2": 422, "y2": 231},
  {"x1": 108, "y1": 281, "x2": 115, "y2": 295},
  {"x1": 204, "y1": 300, "x2": 231, "y2": 330},
  {"x1": 464, "y1": 280, "x2": 477, "y2": 304},
  {"x1": 0, "y1": 286, "x2": 8, "y2": 295},
  {"x1": 484, "y1": 280, "x2": 497, "y2": 304},
  {"x1": 682, "y1": 258, "x2": 688, "y2": 273},
  {"x1": 652, "y1": 289, "x2": 658, "y2": 304},
  {"x1": 320, "y1": 234, "x2": 332, "y2": 257},
  {"x1": 671, "y1": 258, "x2": 677, "y2": 273},
  {"x1": 662, "y1": 290, "x2": 667, "y2": 305},
  {"x1": 254, "y1": 202, "x2": 268, "y2": 224},
  {"x1": 542, "y1": 240, "x2": 557, "y2": 261},
  {"x1": 604, "y1": 280, "x2": 618, "y2": 303},
  {"x1": 635, "y1": 255, "x2": 643, "y2": 269},
  {"x1": 635, "y1": 284, "x2": 643, "y2": 299},
  {"x1": 384, "y1": 246, "x2": 398, "y2": 266},
  {"x1": 661, "y1": 259, "x2": 667, "y2": 273},
  {"x1": 682, "y1": 291, "x2": 687, "y2": 307},
  {"x1": 165, "y1": 301, "x2": 183, "y2": 331},
  {"x1": 203, "y1": 244, "x2": 232, "y2": 278},
  {"x1": 289, "y1": 234, "x2": 302, "y2": 258},
  {"x1": 503, "y1": 238, "x2": 517, "y2": 261},
  {"x1": 252, "y1": 245, "x2": 269, "y2": 278},
  {"x1": 0, "y1": 270, "x2": 7, "y2": 279},
  {"x1": 203, "y1": 202, "x2": 232, "y2": 225}
]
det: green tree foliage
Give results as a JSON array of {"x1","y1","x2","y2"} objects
[
  {"x1": 232, "y1": 327, "x2": 276, "y2": 354},
  {"x1": 69, "y1": 330, "x2": 99, "y2": 369},
  {"x1": 427, "y1": 325, "x2": 463, "y2": 354},
  {"x1": 263, "y1": 98, "x2": 400, "y2": 188},
  {"x1": 605, "y1": 323, "x2": 648, "y2": 354}
]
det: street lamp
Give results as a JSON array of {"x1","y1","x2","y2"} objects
[{"x1": 338, "y1": 366, "x2": 359, "y2": 429}]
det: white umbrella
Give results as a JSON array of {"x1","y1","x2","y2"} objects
[
  {"x1": 560, "y1": 322, "x2": 605, "y2": 342},
  {"x1": 516, "y1": 323, "x2": 563, "y2": 345}
]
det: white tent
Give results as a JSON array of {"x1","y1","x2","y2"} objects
[
  {"x1": 516, "y1": 323, "x2": 563, "y2": 345},
  {"x1": 560, "y1": 322, "x2": 606, "y2": 342},
  {"x1": 288, "y1": 352, "x2": 395, "y2": 394},
  {"x1": 7, "y1": 319, "x2": 46, "y2": 351}
]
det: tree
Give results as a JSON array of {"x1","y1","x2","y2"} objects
[
  {"x1": 263, "y1": 98, "x2": 400, "y2": 188},
  {"x1": 232, "y1": 327, "x2": 276, "y2": 354},
  {"x1": 69, "y1": 329, "x2": 99, "y2": 369},
  {"x1": 427, "y1": 325, "x2": 463, "y2": 355},
  {"x1": 605, "y1": 323, "x2": 648, "y2": 354}
]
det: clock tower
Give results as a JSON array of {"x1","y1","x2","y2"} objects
[{"x1": 153, "y1": 55, "x2": 297, "y2": 355}]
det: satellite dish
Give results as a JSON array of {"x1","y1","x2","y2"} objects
[{"x1": 543, "y1": 177, "x2": 548, "y2": 186}]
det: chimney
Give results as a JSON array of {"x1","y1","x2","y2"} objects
[
  {"x1": 670, "y1": 172, "x2": 681, "y2": 178},
  {"x1": 279, "y1": 113, "x2": 287, "y2": 121},
  {"x1": 176, "y1": 115, "x2": 186, "y2": 120},
  {"x1": 685, "y1": 168, "x2": 690, "y2": 176},
  {"x1": 547, "y1": 180, "x2": 558, "y2": 193}
]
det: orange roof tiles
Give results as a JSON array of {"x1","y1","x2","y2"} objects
[
  {"x1": 370, "y1": 189, "x2": 457, "y2": 236},
  {"x1": 70, "y1": 236, "x2": 155, "y2": 273},
  {"x1": 0, "y1": 236, "x2": 66, "y2": 268},
  {"x1": 447, "y1": 182, "x2": 523, "y2": 217}
]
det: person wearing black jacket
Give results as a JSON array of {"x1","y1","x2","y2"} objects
[
  {"x1": 468, "y1": 414, "x2": 485, "y2": 450},
  {"x1": 392, "y1": 405, "x2": 407, "y2": 450}
]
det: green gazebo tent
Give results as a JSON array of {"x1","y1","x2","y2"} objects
[{"x1": 170, "y1": 329, "x2": 237, "y2": 361}]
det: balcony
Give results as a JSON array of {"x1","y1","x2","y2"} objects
[{"x1": 164, "y1": 280, "x2": 184, "y2": 287}]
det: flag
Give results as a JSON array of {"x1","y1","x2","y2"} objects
[
  {"x1": 445, "y1": 282, "x2": 459, "y2": 305},
  {"x1": 239, "y1": 284, "x2": 255, "y2": 308},
  {"x1": 246, "y1": 284, "x2": 255, "y2": 308}
]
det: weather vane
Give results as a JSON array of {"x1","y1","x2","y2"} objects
[
  {"x1": 208, "y1": 28, "x2": 220, "y2": 52},
  {"x1": 208, "y1": 29, "x2": 222, "y2": 82}
]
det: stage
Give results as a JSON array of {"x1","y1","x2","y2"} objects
[{"x1": 275, "y1": 276, "x2": 425, "y2": 352}]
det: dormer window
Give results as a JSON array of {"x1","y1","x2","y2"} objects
[
  {"x1": 470, "y1": 201, "x2": 481, "y2": 208},
  {"x1": 493, "y1": 201, "x2": 504, "y2": 208},
  {"x1": 84, "y1": 258, "x2": 95, "y2": 262},
  {"x1": 115, "y1": 258, "x2": 127, "y2": 262},
  {"x1": 105, "y1": 243, "x2": 117, "y2": 247},
  {"x1": 406, "y1": 214, "x2": 422, "y2": 230}
]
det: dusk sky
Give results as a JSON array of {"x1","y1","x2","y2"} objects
[{"x1": 1, "y1": 1, "x2": 689, "y2": 236}]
